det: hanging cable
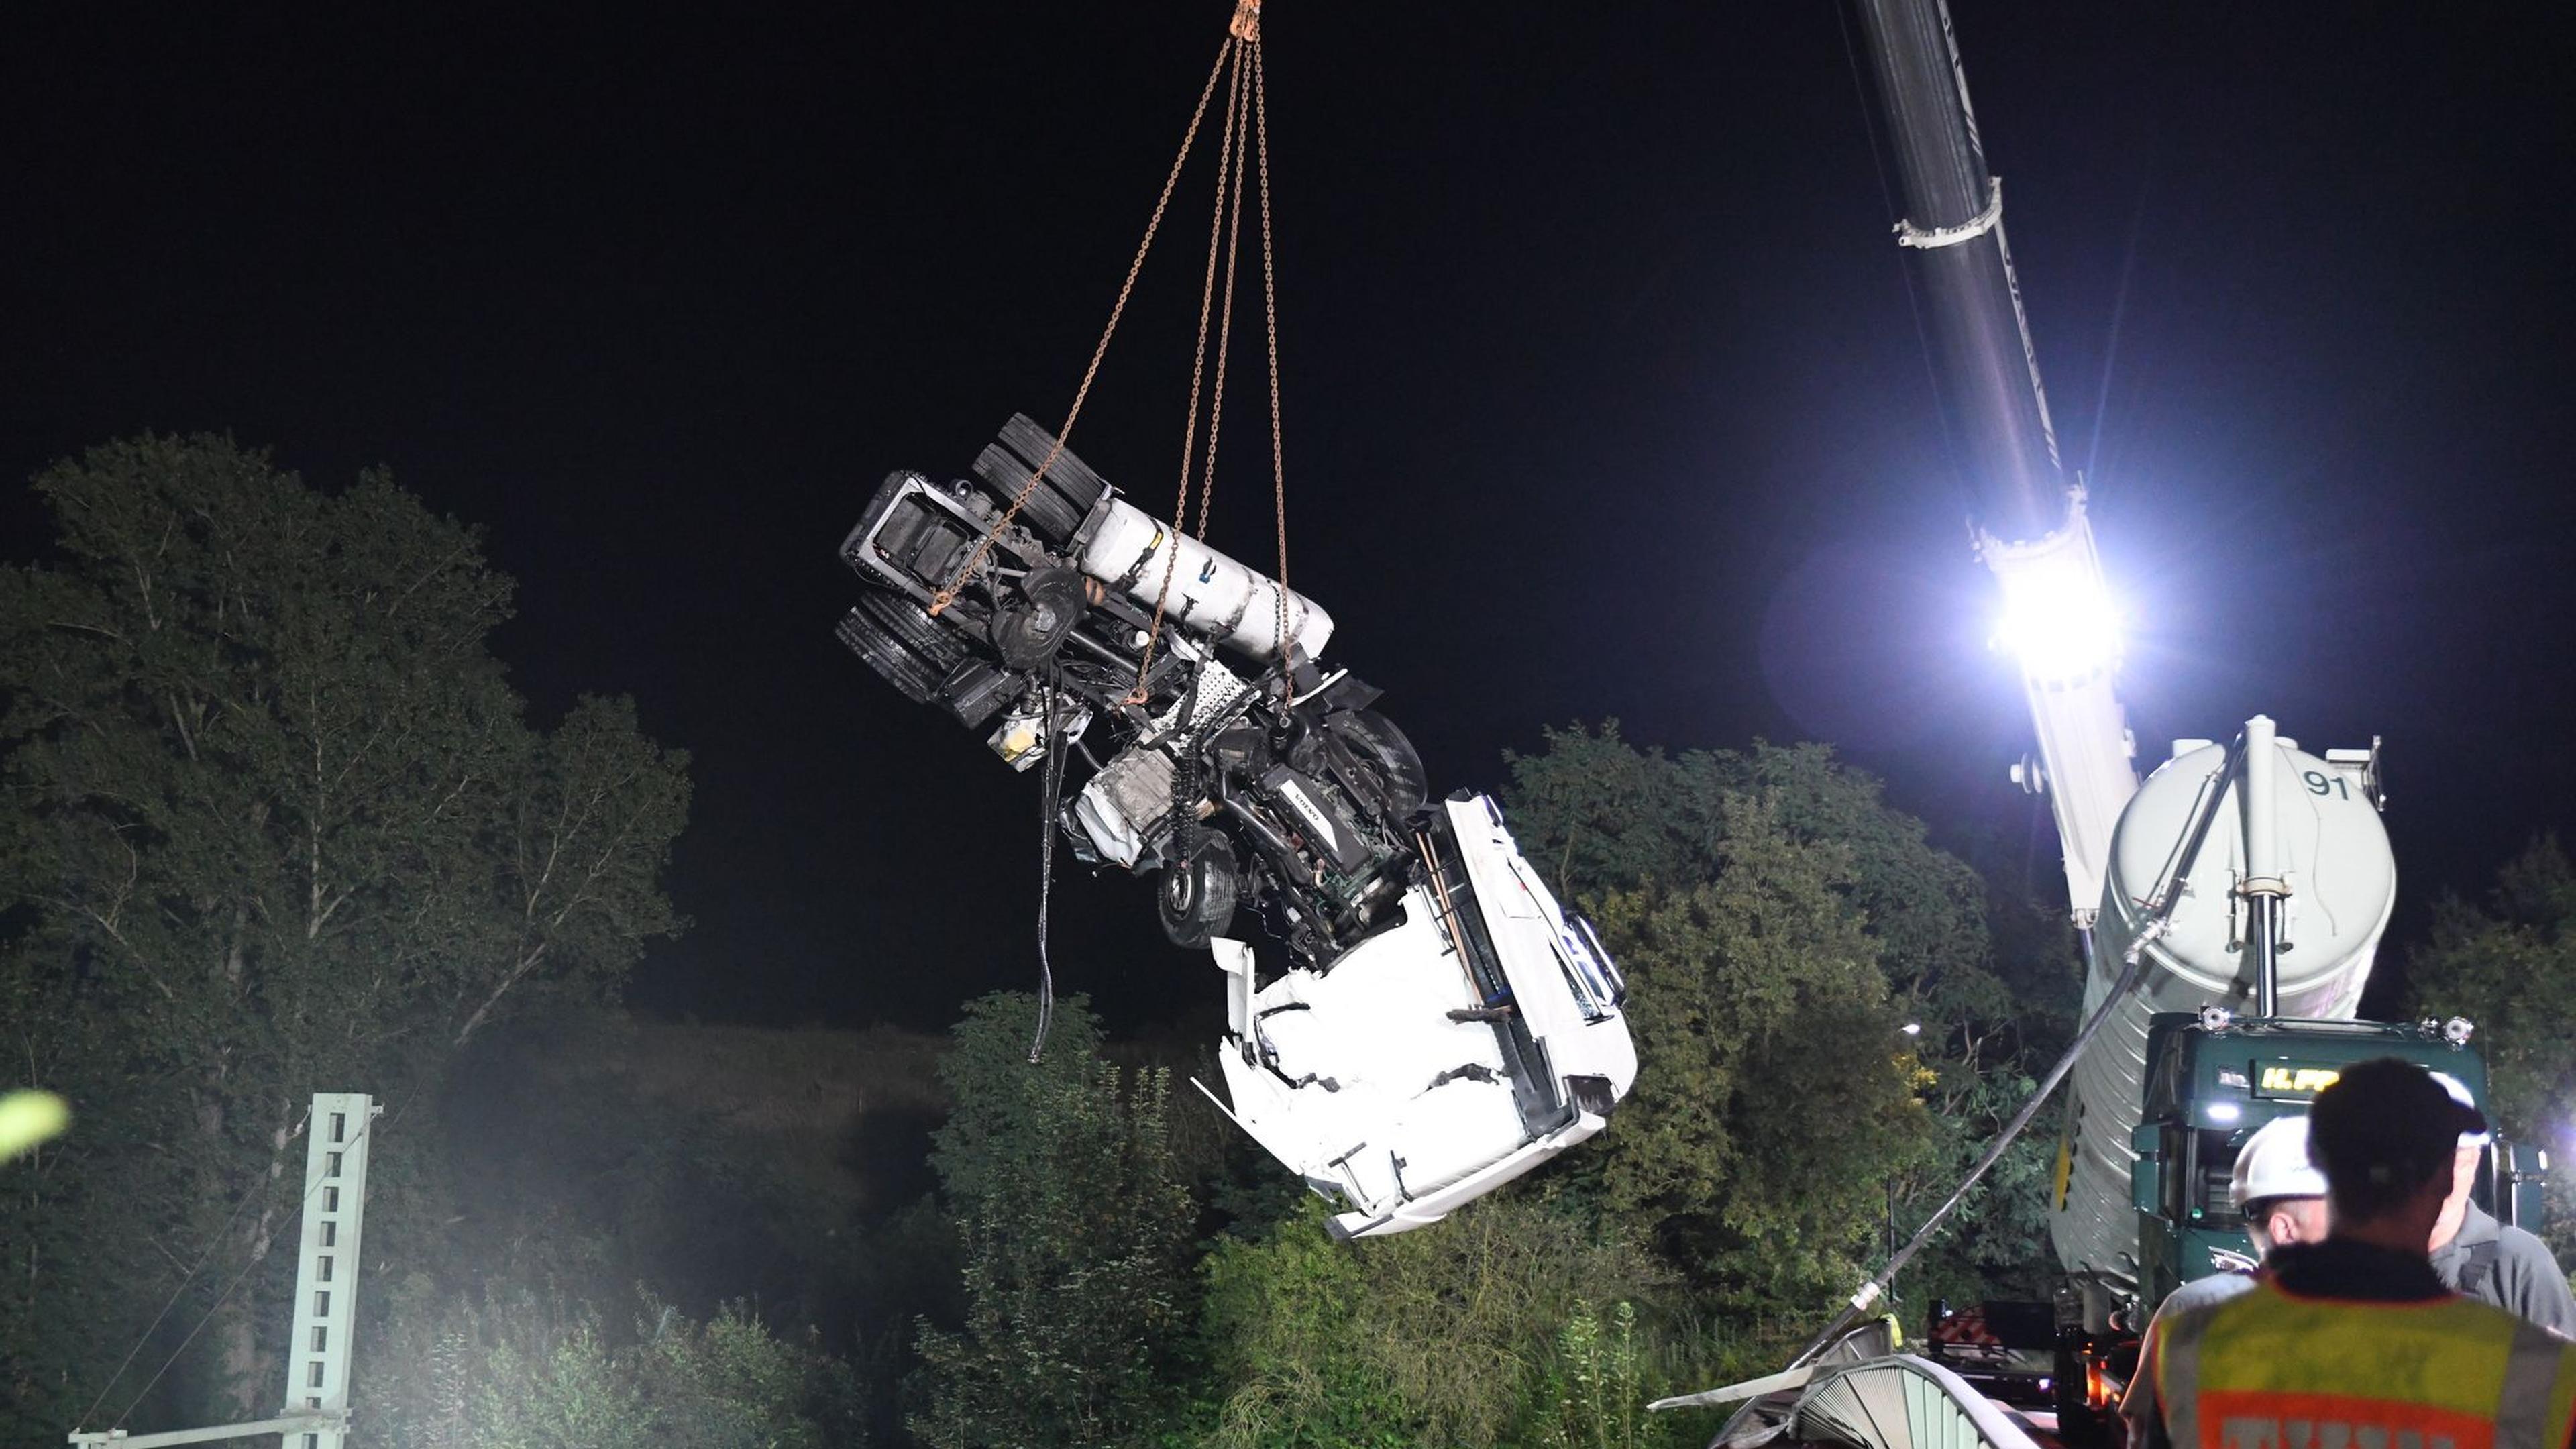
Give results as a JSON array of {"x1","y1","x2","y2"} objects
[
  {"x1": 1027, "y1": 668, "x2": 1067, "y2": 1063},
  {"x1": 1130, "y1": 6, "x2": 1293, "y2": 697},
  {"x1": 76, "y1": 1105, "x2": 312, "y2": 1431},
  {"x1": 943, "y1": 0, "x2": 1293, "y2": 1057}
]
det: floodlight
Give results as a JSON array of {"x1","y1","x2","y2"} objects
[{"x1": 1992, "y1": 546, "x2": 2122, "y2": 682}]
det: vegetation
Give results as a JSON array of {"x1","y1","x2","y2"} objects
[
  {"x1": 366, "y1": 1286, "x2": 865, "y2": 1449},
  {"x1": 908, "y1": 995, "x2": 1196, "y2": 1448},
  {"x1": 0, "y1": 437, "x2": 690, "y2": 1434}
]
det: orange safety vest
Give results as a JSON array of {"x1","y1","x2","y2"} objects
[{"x1": 2151, "y1": 1279, "x2": 2576, "y2": 1449}]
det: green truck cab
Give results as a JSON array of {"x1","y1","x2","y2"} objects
[{"x1": 2124, "y1": 1010, "x2": 2547, "y2": 1317}]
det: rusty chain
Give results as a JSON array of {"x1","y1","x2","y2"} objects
[{"x1": 926, "y1": 34, "x2": 1237, "y2": 618}]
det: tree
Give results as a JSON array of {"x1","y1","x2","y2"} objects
[
  {"x1": 1503, "y1": 724, "x2": 2062, "y2": 1313},
  {"x1": 0, "y1": 436, "x2": 689, "y2": 1432},
  {"x1": 1580, "y1": 796, "x2": 1933, "y2": 1313},
  {"x1": 907, "y1": 994, "x2": 1196, "y2": 1448}
]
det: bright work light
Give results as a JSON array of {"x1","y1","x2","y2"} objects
[{"x1": 1992, "y1": 546, "x2": 2121, "y2": 682}]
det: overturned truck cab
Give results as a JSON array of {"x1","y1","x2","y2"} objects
[
  {"x1": 1203, "y1": 794, "x2": 1638, "y2": 1239},
  {"x1": 837, "y1": 415, "x2": 1638, "y2": 1237}
]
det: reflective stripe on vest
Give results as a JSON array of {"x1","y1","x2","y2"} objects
[{"x1": 2154, "y1": 1281, "x2": 2576, "y2": 1449}]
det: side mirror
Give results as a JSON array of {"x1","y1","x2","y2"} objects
[
  {"x1": 2499, "y1": 1140, "x2": 2551, "y2": 1232},
  {"x1": 2130, "y1": 1122, "x2": 2163, "y2": 1216}
]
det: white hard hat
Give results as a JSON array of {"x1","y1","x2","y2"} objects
[
  {"x1": 2231, "y1": 1115, "x2": 2328, "y2": 1208},
  {"x1": 2427, "y1": 1071, "x2": 2495, "y2": 1150}
]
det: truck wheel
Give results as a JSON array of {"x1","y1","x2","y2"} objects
[
  {"x1": 1326, "y1": 708, "x2": 1427, "y2": 818},
  {"x1": 972, "y1": 443, "x2": 1086, "y2": 545},
  {"x1": 836, "y1": 603, "x2": 943, "y2": 704},
  {"x1": 857, "y1": 590, "x2": 968, "y2": 670},
  {"x1": 1159, "y1": 834, "x2": 1241, "y2": 949},
  {"x1": 1000, "y1": 414, "x2": 1110, "y2": 518}
]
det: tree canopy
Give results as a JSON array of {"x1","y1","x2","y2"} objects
[
  {"x1": 0, "y1": 436, "x2": 690, "y2": 1430},
  {"x1": 1505, "y1": 723, "x2": 2068, "y2": 1311}
]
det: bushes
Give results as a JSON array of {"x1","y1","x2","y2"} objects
[
  {"x1": 1195, "y1": 1197, "x2": 1715, "y2": 1449},
  {"x1": 906, "y1": 995, "x2": 1197, "y2": 1449},
  {"x1": 366, "y1": 1285, "x2": 863, "y2": 1449}
]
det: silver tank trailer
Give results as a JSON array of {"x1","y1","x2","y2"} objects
[{"x1": 2049, "y1": 721, "x2": 2392, "y2": 1283}]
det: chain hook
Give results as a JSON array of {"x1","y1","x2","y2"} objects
[{"x1": 1229, "y1": 0, "x2": 1261, "y2": 43}]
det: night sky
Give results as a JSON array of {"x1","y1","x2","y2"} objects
[{"x1": 7, "y1": 5, "x2": 2571, "y2": 1031}]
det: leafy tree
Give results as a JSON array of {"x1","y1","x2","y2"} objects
[
  {"x1": 907, "y1": 994, "x2": 1195, "y2": 1448},
  {"x1": 1505, "y1": 724, "x2": 2063, "y2": 1313},
  {"x1": 1581, "y1": 796, "x2": 1932, "y2": 1311},
  {"x1": 0, "y1": 437, "x2": 688, "y2": 1432}
]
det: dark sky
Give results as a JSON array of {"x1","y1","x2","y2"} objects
[{"x1": 7, "y1": 4, "x2": 2571, "y2": 1030}]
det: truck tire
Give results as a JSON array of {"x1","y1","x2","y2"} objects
[
  {"x1": 836, "y1": 603, "x2": 944, "y2": 704},
  {"x1": 999, "y1": 414, "x2": 1109, "y2": 517},
  {"x1": 1159, "y1": 833, "x2": 1241, "y2": 949},
  {"x1": 972, "y1": 443, "x2": 1085, "y2": 545},
  {"x1": 857, "y1": 590, "x2": 969, "y2": 671},
  {"x1": 1326, "y1": 708, "x2": 1427, "y2": 818}
]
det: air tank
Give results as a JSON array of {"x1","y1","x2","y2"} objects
[
  {"x1": 1076, "y1": 496, "x2": 1335, "y2": 663},
  {"x1": 2048, "y1": 725, "x2": 2393, "y2": 1279}
]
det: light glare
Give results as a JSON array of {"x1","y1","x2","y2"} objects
[{"x1": 1993, "y1": 553, "x2": 2122, "y2": 680}]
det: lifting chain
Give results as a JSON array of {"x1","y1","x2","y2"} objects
[
  {"x1": 924, "y1": 3, "x2": 1295, "y2": 712},
  {"x1": 924, "y1": 30, "x2": 1236, "y2": 620},
  {"x1": 1131, "y1": 6, "x2": 1290, "y2": 701}
]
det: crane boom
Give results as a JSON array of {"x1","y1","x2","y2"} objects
[
  {"x1": 1849, "y1": 0, "x2": 2136, "y2": 921},
  {"x1": 1847, "y1": 0, "x2": 2064, "y2": 542}
]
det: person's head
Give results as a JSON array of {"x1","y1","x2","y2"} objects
[
  {"x1": 2427, "y1": 1070, "x2": 2496, "y2": 1247},
  {"x1": 2306, "y1": 1057, "x2": 2491, "y2": 1248},
  {"x1": 2230, "y1": 1114, "x2": 2329, "y2": 1256}
]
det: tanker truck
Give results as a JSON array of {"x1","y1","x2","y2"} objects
[
  {"x1": 1662, "y1": 3, "x2": 2544, "y2": 1442},
  {"x1": 1864, "y1": 0, "x2": 2547, "y2": 1434}
]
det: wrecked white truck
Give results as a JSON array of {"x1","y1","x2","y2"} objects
[{"x1": 837, "y1": 416, "x2": 1637, "y2": 1236}]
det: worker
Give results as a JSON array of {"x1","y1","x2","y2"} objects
[
  {"x1": 2427, "y1": 1070, "x2": 2576, "y2": 1336},
  {"x1": 2116, "y1": 1114, "x2": 2328, "y2": 1441},
  {"x1": 2139, "y1": 1057, "x2": 2576, "y2": 1449}
]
